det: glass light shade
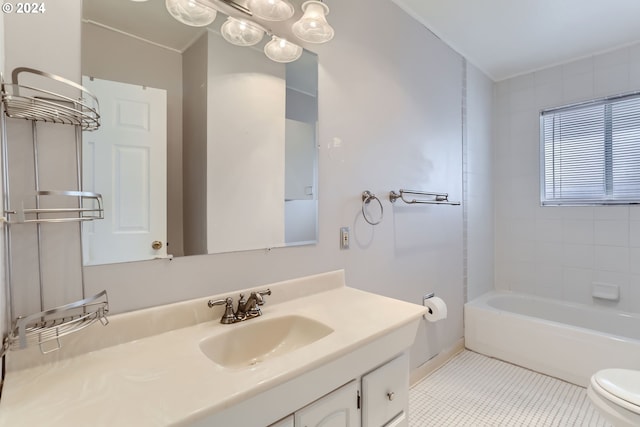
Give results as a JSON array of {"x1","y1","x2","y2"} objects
[
  {"x1": 264, "y1": 36, "x2": 302, "y2": 63},
  {"x1": 165, "y1": 0, "x2": 216, "y2": 27},
  {"x1": 248, "y1": 0, "x2": 294, "y2": 21},
  {"x1": 221, "y1": 17, "x2": 264, "y2": 46},
  {"x1": 292, "y1": 1, "x2": 334, "y2": 44}
]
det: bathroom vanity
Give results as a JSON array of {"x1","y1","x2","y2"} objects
[{"x1": 0, "y1": 271, "x2": 426, "y2": 426}]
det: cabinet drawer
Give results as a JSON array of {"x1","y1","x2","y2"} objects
[{"x1": 361, "y1": 353, "x2": 409, "y2": 427}]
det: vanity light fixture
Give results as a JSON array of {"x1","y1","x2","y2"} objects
[
  {"x1": 247, "y1": 0, "x2": 294, "y2": 21},
  {"x1": 221, "y1": 17, "x2": 265, "y2": 46},
  {"x1": 165, "y1": 0, "x2": 217, "y2": 27},
  {"x1": 292, "y1": 1, "x2": 334, "y2": 43},
  {"x1": 165, "y1": 0, "x2": 335, "y2": 63},
  {"x1": 264, "y1": 35, "x2": 303, "y2": 62}
]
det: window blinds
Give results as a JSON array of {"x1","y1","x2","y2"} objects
[{"x1": 541, "y1": 93, "x2": 640, "y2": 205}]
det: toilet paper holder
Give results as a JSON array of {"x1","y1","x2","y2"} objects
[
  {"x1": 422, "y1": 292, "x2": 447, "y2": 322},
  {"x1": 423, "y1": 293, "x2": 436, "y2": 314}
]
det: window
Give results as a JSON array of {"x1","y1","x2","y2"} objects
[{"x1": 541, "y1": 93, "x2": 640, "y2": 205}]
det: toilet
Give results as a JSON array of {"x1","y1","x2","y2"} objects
[{"x1": 588, "y1": 369, "x2": 640, "y2": 427}]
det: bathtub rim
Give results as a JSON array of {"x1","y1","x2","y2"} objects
[
  {"x1": 466, "y1": 290, "x2": 640, "y2": 343},
  {"x1": 464, "y1": 290, "x2": 640, "y2": 387}
]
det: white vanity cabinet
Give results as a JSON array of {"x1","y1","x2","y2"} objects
[
  {"x1": 361, "y1": 353, "x2": 409, "y2": 427},
  {"x1": 294, "y1": 381, "x2": 360, "y2": 427},
  {"x1": 268, "y1": 353, "x2": 409, "y2": 427}
]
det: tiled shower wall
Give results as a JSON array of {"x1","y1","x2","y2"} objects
[{"x1": 494, "y1": 43, "x2": 640, "y2": 312}]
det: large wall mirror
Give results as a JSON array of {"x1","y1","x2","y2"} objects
[{"x1": 81, "y1": 0, "x2": 318, "y2": 265}]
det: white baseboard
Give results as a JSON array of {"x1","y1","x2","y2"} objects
[{"x1": 409, "y1": 338, "x2": 465, "y2": 386}]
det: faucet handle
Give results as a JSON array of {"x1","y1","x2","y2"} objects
[
  {"x1": 252, "y1": 289, "x2": 272, "y2": 305},
  {"x1": 235, "y1": 293, "x2": 247, "y2": 321},
  {"x1": 207, "y1": 297, "x2": 236, "y2": 324}
]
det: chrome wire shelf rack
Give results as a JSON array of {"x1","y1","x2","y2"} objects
[
  {"x1": 6, "y1": 190, "x2": 104, "y2": 224},
  {"x1": 1, "y1": 67, "x2": 100, "y2": 130},
  {"x1": 8, "y1": 290, "x2": 109, "y2": 353},
  {"x1": 1, "y1": 67, "x2": 108, "y2": 357}
]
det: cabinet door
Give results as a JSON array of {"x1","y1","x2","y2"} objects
[
  {"x1": 295, "y1": 381, "x2": 360, "y2": 427},
  {"x1": 361, "y1": 353, "x2": 409, "y2": 427}
]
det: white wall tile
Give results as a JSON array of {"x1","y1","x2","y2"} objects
[
  {"x1": 562, "y1": 243, "x2": 594, "y2": 269},
  {"x1": 627, "y1": 275, "x2": 640, "y2": 312},
  {"x1": 562, "y1": 219, "x2": 594, "y2": 245},
  {"x1": 562, "y1": 57, "x2": 594, "y2": 77},
  {"x1": 509, "y1": 73, "x2": 535, "y2": 91},
  {"x1": 509, "y1": 87, "x2": 536, "y2": 112},
  {"x1": 535, "y1": 241, "x2": 563, "y2": 265},
  {"x1": 535, "y1": 81, "x2": 563, "y2": 110},
  {"x1": 629, "y1": 44, "x2": 640, "y2": 63},
  {"x1": 511, "y1": 261, "x2": 537, "y2": 293},
  {"x1": 594, "y1": 220, "x2": 629, "y2": 247},
  {"x1": 535, "y1": 219, "x2": 563, "y2": 242},
  {"x1": 594, "y1": 205, "x2": 629, "y2": 220},
  {"x1": 594, "y1": 245, "x2": 629, "y2": 272},
  {"x1": 629, "y1": 61, "x2": 640, "y2": 90},
  {"x1": 562, "y1": 267, "x2": 593, "y2": 304},
  {"x1": 561, "y1": 206, "x2": 594, "y2": 220},
  {"x1": 594, "y1": 64, "x2": 630, "y2": 97},
  {"x1": 562, "y1": 72, "x2": 594, "y2": 103},
  {"x1": 629, "y1": 247, "x2": 640, "y2": 274},
  {"x1": 535, "y1": 67, "x2": 562, "y2": 86},
  {"x1": 533, "y1": 263, "x2": 563, "y2": 299},
  {"x1": 510, "y1": 110, "x2": 538, "y2": 136},
  {"x1": 630, "y1": 221, "x2": 640, "y2": 247},
  {"x1": 594, "y1": 48, "x2": 629, "y2": 68},
  {"x1": 535, "y1": 205, "x2": 563, "y2": 220}
]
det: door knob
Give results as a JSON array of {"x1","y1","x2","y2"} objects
[{"x1": 152, "y1": 240, "x2": 163, "y2": 250}]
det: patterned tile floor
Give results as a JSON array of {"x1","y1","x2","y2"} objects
[{"x1": 409, "y1": 350, "x2": 610, "y2": 426}]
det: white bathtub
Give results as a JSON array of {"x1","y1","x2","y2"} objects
[{"x1": 464, "y1": 291, "x2": 640, "y2": 387}]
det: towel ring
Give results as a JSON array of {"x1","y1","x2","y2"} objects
[{"x1": 362, "y1": 191, "x2": 383, "y2": 225}]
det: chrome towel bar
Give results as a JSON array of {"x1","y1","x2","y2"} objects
[{"x1": 389, "y1": 189, "x2": 460, "y2": 205}]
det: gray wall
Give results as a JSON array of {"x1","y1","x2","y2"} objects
[{"x1": 1, "y1": 0, "x2": 495, "y2": 370}]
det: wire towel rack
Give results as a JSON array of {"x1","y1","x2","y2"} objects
[{"x1": 389, "y1": 189, "x2": 461, "y2": 205}]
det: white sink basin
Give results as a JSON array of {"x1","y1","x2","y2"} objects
[{"x1": 199, "y1": 315, "x2": 334, "y2": 369}]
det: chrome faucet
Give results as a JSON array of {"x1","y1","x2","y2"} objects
[
  {"x1": 207, "y1": 289, "x2": 271, "y2": 324},
  {"x1": 236, "y1": 289, "x2": 272, "y2": 320}
]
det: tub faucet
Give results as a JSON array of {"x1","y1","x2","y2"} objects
[{"x1": 236, "y1": 289, "x2": 271, "y2": 320}]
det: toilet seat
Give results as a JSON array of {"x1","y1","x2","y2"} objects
[{"x1": 591, "y1": 369, "x2": 640, "y2": 415}]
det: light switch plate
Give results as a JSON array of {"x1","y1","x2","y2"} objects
[{"x1": 340, "y1": 227, "x2": 350, "y2": 249}]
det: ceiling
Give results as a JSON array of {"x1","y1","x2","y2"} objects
[{"x1": 391, "y1": 0, "x2": 640, "y2": 81}]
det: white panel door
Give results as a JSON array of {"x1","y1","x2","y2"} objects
[{"x1": 82, "y1": 77, "x2": 167, "y2": 265}]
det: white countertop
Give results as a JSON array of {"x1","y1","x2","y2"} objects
[{"x1": 0, "y1": 273, "x2": 426, "y2": 426}]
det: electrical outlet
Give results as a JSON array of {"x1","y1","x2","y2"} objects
[{"x1": 340, "y1": 227, "x2": 350, "y2": 249}]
